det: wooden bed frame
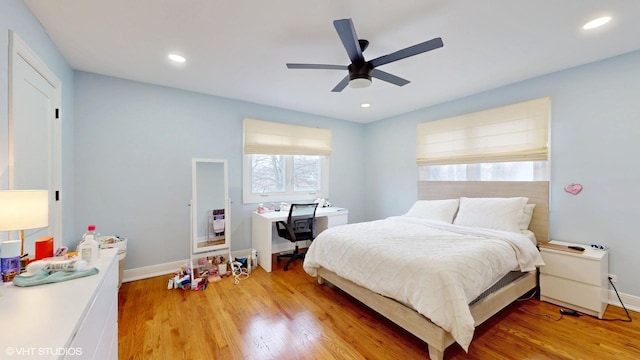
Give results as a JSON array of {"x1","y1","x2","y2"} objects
[{"x1": 316, "y1": 181, "x2": 549, "y2": 359}]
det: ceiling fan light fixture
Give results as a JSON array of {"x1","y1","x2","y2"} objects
[
  {"x1": 349, "y1": 77, "x2": 372, "y2": 88},
  {"x1": 286, "y1": 18, "x2": 443, "y2": 92}
]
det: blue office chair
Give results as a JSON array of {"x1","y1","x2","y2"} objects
[{"x1": 275, "y1": 203, "x2": 318, "y2": 271}]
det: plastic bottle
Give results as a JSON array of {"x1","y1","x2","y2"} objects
[
  {"x1": 82, "y1": 224, "x2": 100, "y2": 245},
  {"x1": 251, "y1": 249, "x2": 258, "y2": 269},
  {"x1": 78, "y1": 224, "x2": 100, "y2": 267}
]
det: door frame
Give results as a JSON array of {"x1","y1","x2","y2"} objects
[{"x1": 8, "y1": 31, "x2": 63, "y2": 250}]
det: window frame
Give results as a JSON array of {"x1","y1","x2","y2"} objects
[{"x1": 242, "y1": 154, "x2": 330, "y2": 204}]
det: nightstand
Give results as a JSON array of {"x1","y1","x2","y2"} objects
[{"x1": 538, "y1": 240, "x2": 609, "y2": 318}]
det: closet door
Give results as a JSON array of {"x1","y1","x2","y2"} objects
[{"x1": 9, "y1": 31, "x2": 62, "y2": 253}]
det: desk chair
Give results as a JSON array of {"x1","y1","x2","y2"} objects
[{"x1": 276, "y1": 203, "x2": 318, "y2": 271}]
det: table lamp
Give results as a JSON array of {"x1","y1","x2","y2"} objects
[{"x1": 0, "y1": 190, "x2": 49, "y2": 256}]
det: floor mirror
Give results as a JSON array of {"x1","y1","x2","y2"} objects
[{"x1": 191, "y1": 158, "x2": 230, "y2": 256}]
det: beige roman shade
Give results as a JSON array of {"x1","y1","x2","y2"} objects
[
  {"x1": 416, "y1": 97, "x2": 550, "y2": 166},
  {"x1": 243, "y1": 118, "x2": 332, "y2": 156}
]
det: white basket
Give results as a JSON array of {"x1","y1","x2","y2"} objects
[{"x1": 99, "y1": 236, "x2": 127, "y2": 258}]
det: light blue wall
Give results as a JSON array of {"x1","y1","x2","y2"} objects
[
  {"x1": 364, "y1": 50, "x2": 640, "y2": 298},
  {"x1": 5, "y1": 0, "x2": 639, "y2": 300},
  {"x1": 0, "y1": 1, "x2": 75, "y2": 243},
  {"x1": 74, "y1": 72, "x2": 366, "y2": 269}
]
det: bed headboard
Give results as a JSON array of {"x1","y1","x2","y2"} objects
[{"x1": 417, "y1": 181, "x2": 549, "y2": 243}]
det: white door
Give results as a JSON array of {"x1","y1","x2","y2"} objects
[{"x1": 9, "y1": 31, "x2": 62, "y2": 254}]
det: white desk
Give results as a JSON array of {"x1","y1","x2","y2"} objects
[{"x1": 252, "y1": 207, "x2": 348, "y2": 272}]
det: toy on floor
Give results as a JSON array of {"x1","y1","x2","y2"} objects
[{"x1": 167, "y1": 255, "x2": 235, "y2": 290}]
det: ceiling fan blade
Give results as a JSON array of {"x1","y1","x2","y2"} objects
[
  {"x1": 333, "y1": 18, "x2": 364, "y2": 64},
  {"x1": 287, "y1": 63, "x2": 348, "y2": 70},
  {"x1": 369, "y1": 37, "x2": 443, "y2": 68},
  {"x1": 331, "y1": 75, "x2": 350, "y2": 92},
  {"x1": 371, "y1": 69, "x2": 410, "y2": 87}
]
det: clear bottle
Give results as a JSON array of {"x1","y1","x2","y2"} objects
[{"x1": 78, "y1": 225, "x2": 100, "y2": 267}]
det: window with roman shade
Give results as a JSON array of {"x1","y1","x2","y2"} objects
[
  {"x1": 416, "y1": 97, "x2": 549, "y2": 166},
  {"x1": 242, "y1": 118, "x2": 331, "y2": 203},
  {"x1": 243, "y1": 118, "x2": 332, "y2": 156}
]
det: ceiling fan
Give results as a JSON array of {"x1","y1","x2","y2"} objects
[{"x1": 286, "y1": 18, "x2": 444, "y2": 92}]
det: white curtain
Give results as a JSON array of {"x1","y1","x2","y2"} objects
[
  {"x1": 243, "y1": 118, "x2": 332, "y2": 156},
  {"x1": 416, "y1": 97, "x2": 549, "y2": 165}
]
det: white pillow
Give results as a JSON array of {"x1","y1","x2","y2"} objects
[
  {"x1": 453, "y1": 197, "x2": 528, "y2": 232},
  {"x1": 519, "y1": 204, "x2": 536, "y2": 230},
  {"x1": 404, "y1": 199, "x2": 460, "y2": 223}
]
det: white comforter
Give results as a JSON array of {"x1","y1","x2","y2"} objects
[{"x1": 303, "y1": 216, "x2": 544, "y2": 351}]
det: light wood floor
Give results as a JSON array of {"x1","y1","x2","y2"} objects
[{"x1": 118, "y1": 259, "x2": 640, "y2": 359}]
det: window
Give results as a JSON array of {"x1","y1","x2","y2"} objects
[
  {"x1": 420, "y1": 161, "x2": 549, "y2": 181},
  {"x1": 244, "y1": 154, "x2": 329, "y2": 203},
  {"x1": 243, "y1": 119, "x2": 331, "y2": 203},
  {"x1": 416, "y1": 97, "x2": 550, "y2": 181},
  {"x1": 292, "y1": 155, "x2": 322, "y2": 192},
  {"x1": 251, "y1": 154, "x2": 286, "y2": 193}
]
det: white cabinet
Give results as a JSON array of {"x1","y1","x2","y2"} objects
[
  {"x1": 326, "y1": 212, "x2": 348, "y2": 228},
  {"x1": 0, "y1": 249, "x2": 118, "y2": 359},
  {"x1": 539, "y1": 240, "x2": 609, "y2": 318},
  {"x1": 66, "y1": 249, "x2": 118, "y2": 359}
]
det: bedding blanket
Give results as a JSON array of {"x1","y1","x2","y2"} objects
[{"x1": 303, "y1": 216, "x2": 544, "y2": 352}]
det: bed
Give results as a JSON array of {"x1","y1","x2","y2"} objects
[{"x1": 303, "y1": 181, "x2": 549, "y2": 360}]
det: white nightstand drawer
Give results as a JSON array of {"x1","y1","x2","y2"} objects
[
  {"x1": 539, "y1": 251, "x2": 601, "y2": 286},
  {"x1": 540, "y1": 274, "x2": 603, "y2": 311}
]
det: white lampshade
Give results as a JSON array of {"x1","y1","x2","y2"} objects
[
  {"x1": 349, "y1": 77, "x2": 372, "y2": 88},
  {"x1": 0, "y1": 190, "x2": 49, "y2": 231}
]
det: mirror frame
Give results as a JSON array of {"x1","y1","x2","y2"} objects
[{"x1": 191, "y1": 158, "x2": 230, "y2": 255}]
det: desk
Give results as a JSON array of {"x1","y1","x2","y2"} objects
[{"x1": 252, "y1": 207, "x2": 348, "y2": 272}]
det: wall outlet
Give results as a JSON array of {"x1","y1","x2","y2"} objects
[{"x1": 609, "y1": 274, "x2": 617, "y2": 283}]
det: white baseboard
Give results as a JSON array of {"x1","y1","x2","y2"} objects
[
  {"x1": 608, "y1": 289, "x2": 640, "y2": 313},
  {"x1": 122, "y1": 248, "x2": 257, "y2": 283},
  {"x1": 122, "y1": 259, "x2": 187, "y2": 283},
  {"x1": 122, "y1": 260, "x2": 184, "y2": 282}
]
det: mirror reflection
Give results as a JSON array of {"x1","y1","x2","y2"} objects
[{"x1": 192, "y1": 159, "x2": 229, "y2": 253}]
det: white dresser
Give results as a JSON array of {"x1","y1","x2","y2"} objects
[
  {"x1": 539, "y1": 240, "x2": 609, "y2": 318},
  {"x1": 0, "y1": 249, "x2": 118, "y2": 359}
]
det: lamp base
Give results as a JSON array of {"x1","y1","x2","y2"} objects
[{"x1": 19, "y1": 229, "x2": 25, "y2": 257}]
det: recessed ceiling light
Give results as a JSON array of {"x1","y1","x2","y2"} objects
[
  {"x1": 583, "y1": 16, "x2": 611, "y2": 30},
  {"x1": 168, "y1": 53, "x2": 186, "y2": 63},
  {"x1": 360, "y1": 103, "x2": 371, "y2": 108}
]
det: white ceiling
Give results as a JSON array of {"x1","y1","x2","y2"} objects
[{"x1": 24, "y1": 0, "x2": 640, "y2": 123}]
